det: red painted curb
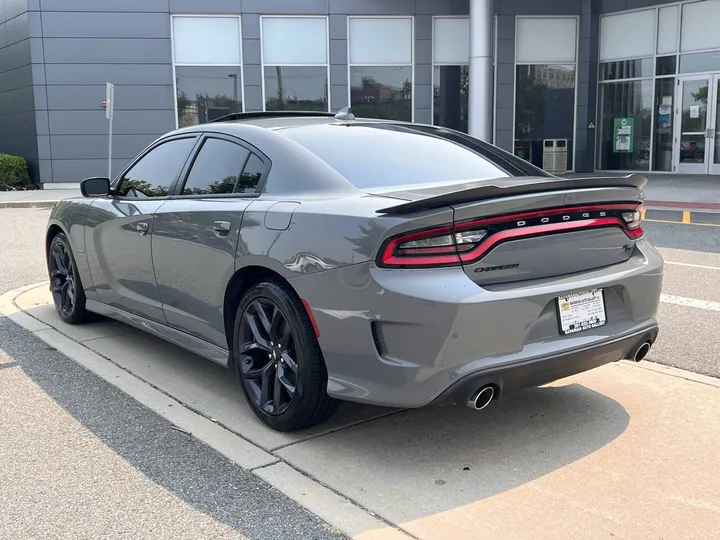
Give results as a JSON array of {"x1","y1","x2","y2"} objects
[{"x1": 644, "y1": 200, "x2": 720, "y2": 211}]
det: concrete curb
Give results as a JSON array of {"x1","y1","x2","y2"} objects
[
  {"x1": 0, "y1": 201, "x2": 59, "y2": 209},
  {"x1": 0, "y1": 283, "x2": 414, "y2": 540}
]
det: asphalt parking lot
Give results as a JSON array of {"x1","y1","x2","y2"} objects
[{"x1": 1, "y1": 207, "x2": 719, "y2": 539}]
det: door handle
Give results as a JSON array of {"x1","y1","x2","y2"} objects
[
  {"x1": 136, "y1": 222, "x2": 149, "y2": 236},
  {"x1": 707, "y1": 128, "x2": 715, "y2": 139},
  {"x1": 213, "y1": 221, "x2": 231, "y2": 236}
]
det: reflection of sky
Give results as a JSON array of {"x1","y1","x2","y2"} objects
[
  {"x1": 351, "y1": 66, "x2": 412, "y2": 89},
  {"x1": 175, "y1": 66, "x2": 242, "y2": 100},
  {"x1": 264, "y1": 66, "x2": 327, "y2": 100}
]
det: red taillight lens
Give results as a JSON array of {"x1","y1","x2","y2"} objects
[
  {"x1": 379, "y1": 226, "x2": 488, "y2": 267},
  {"x1": 622, "y1": 204, "x2": 644, "y2": 238}
]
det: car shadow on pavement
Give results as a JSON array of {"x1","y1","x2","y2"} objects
[
  {"x1": 0, "y1": 316, "x2": 347, "y2": 540},
  {"x1": 274, "y1": 382, "x2": 631, "y2": 522}
]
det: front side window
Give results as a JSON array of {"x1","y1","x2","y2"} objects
[
  {"x1": 282, "y1": 124, "x2": 509, "y2": 189},
  {"x1": 182, "y1": 138, "x2": 250, "y2": 195},
  {"x1": 118, "y1": 138, "x2": 196, "y2": 197}
]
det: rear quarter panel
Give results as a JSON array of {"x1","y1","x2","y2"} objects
[{"x1": 235, "y1": 195, "x2": 452, "y2": 278}]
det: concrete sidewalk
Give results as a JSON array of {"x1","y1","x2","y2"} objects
[
  {"x1": 2, "y1": 282, "x2": 719, "y2": 540},
  {"x1": 0, "y1": 188, "x2": 80, "y2": 209}
]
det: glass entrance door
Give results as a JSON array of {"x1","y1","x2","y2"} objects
[{"x1": 675, "y1": 75, "x2": 720, "y2": 174}]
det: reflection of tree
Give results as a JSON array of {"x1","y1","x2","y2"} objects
[
  {"x1": 345, "y1": 221, "x2": 386, "y2": 257},
  {"x1": 120, "y1": 179, "x2": 169, "y2": 197},
  {"x1": 236, "y1": 172, "x2": 261, "y2": 193},
  {"x1": 183, "y1": 175, "x2": 236, "y2": 195}
]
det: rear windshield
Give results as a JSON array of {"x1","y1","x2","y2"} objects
[{"x1": 281, "y1": 123, "x2": 517, "y2": 189}]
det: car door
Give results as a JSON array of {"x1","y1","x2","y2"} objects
[
  {"x1": 152, "y1": 134, "x2": 270, "y2": 348},
  {"x1": 84, "y1": 135, "x2": 199, "y2": 322}
]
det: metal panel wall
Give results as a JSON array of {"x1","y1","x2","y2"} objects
[
  {"x1": 31, "y1": 0, "x2": 174, "y2": 183},
  {"x1": 0, "y1": 0, "x2": 40, "y2": 179}
]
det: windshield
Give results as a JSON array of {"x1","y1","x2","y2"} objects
[{"x1": 280, "y1": 123, "x2": 517, "y2": 189}]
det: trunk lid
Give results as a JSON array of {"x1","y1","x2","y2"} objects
[{"x1": 372, "y1": 175, "x2": 645, "y2": 285}]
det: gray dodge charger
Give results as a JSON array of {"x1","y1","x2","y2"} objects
[{"x1": 45, "y1": 110, "x2": 663, "y2": 432}]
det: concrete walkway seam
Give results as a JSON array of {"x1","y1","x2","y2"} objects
[
  {"x1": 0, "y1": 284, "x2": 414, "y2": 540},
  {"x1": 0, "y1": 201, "x2": 59, "y2": 209}
]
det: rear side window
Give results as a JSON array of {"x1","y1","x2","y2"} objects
[
  {"x1": 182, "y1": 138, "x2": 250, "y2": 195},
  {"x1": 235, "y1": 154, "x2": 265, "y2": 193},
  {"x1": 281, "y1": 124, "x2": 512, "y2": 189}
]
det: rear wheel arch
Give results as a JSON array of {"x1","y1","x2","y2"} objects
[{"x1": 223, "y1": 265, "x2": 300, "y2": 363}]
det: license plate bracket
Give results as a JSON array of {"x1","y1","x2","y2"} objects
[{"x1": 556, "y1": 289, "x2": 607, "y2": 335}]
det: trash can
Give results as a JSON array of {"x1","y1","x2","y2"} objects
[{"x1": 542, "y1": 139, "x2": 568, "y2": 174}]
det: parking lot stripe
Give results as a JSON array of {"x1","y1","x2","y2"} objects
[
  {"x1": 660, "y1": 294, "x2": 720, "y2": 312},
  {"x1": 665, "y1": 261, "x2": 720, "y2": 271},
  {"x1": 682, "y1": 210, "x2": 691, "y2": 224}
]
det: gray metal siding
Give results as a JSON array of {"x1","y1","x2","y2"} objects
[
  {"x1": 6, "y1": 0, "x2": 618, "y2": 182},
  {"x1": 0, "y1": 0, "x2": 39, "y2": 179},
  {"x1": 32, "y1": 0, "x2": 174, "y2": 182}
]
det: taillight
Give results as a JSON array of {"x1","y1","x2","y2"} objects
[
  {"x1": 622, "y1": 204, "x2": 644, "y2": 238},
  {"x1": 380, "y1": 226, "x2": 488, "y2": 267},
  {"x1": 378, "y1": 203, "x2": 643, "y2": 268}
]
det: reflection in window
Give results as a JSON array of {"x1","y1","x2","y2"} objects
[
  {"x1": 653, "y1": 78, "x2": 675, "y2": 171},
  {"x1": 514, "y1": 64, "x2": 576, "y2": 172},
  {"x1": 433, "y1": 65, "x2": 468, "y2": 133},
  {"x1": 182, "y1": 138, "x2": 250, "y2": 195},
  {"x1": 264, "y1": 67, "x2": 328, "y2": 111},
  {"x1": 350, "y1": 67, "x2": 412, "y2": 121},
  {"x1": 119, "y1": 138, "x2": 196, "y2": 198},
  {"x1": 236, "y1": 154, "x2": 265, "y2": 193},
  {"x1": 175, "y1": 67, "x2": 243, "y2": 127},
  {"x1": 597, "y1": 80, "x2": 653, "y2": 171}
]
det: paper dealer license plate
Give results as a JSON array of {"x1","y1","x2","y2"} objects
[{"x1": 556, "y1": 289, "x2": 607, "y2": 335}]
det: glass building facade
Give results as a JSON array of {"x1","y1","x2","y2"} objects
[{"x1": 2, "y1": 0, "x2": 719, "y2": 184}]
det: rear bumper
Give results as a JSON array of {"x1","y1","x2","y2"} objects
[
  {"x1": 290, "y1": 239, "x2": 664, "y2": 409},
  {"x1": 430, "y1": 324, "x2": 659, "y2": 406}
]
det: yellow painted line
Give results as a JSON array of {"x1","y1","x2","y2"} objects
[
  {"x1": 641, "y1": 207, "x2": 646, "y2": 220},
  {"x1": 643, "y1": 218, "x2": 720, "y2": 227},
  {"x1": 682, "y1": 210, "x2": 691, "y2": 223}
]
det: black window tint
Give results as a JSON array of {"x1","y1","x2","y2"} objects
[
  {"x1": 119, "y1": 138, "x2": 195, "y2": 198},
  {"x1": 182, "y1": 138, "x2": 250, "y2": 195},
  {"x1": 235, "y1": 154, "x2": 265, "y2": 193},
  {"x1": 282, "y1": 124, "x2": 511, "y2": 188}
]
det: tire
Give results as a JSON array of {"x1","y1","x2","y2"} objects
[
  {"x1": 232, "y1": 280, "x2": 339, "y2": 432},
  {"x1": 48, "y1": 232, "x2": 89, "y2": 324}
]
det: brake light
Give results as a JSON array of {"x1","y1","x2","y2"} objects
[
  {"x1": 377, "y1": 203, "x2": 643, "y2": 268},
  {"x1": 380, "y1": 226, "x2": 488, "y2": 267},
  {"x1": 621, "y1": 204, "x2": 644, "y2": 238}
]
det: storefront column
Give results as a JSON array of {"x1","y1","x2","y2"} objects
[
  {"x1": 468, "y1": 0, "x2": 494, "y2": 141},
  {"x1": 574, "y1": 0, "x2": 600, "y2": 172}
]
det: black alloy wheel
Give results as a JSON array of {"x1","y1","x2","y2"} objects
[
  {"x1": 48, "y1": 233, "x2": 88, "y2": 324},
  {"x1": 238, "y1": 298, "x2": 298, "y2": 416},
  {"x1": 233, "y1": 281, "x2": 339, "y2": 431}
]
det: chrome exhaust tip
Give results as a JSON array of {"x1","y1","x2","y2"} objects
[
  {"x1": 466, "y1": 385, "x2": 495, "y2": 410},
  {"x1": 634, "y1": 341, "x2": 652, "y2": 362}
]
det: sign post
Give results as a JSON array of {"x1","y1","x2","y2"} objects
[{"x1": 105, "y1": 83, "x2": 115, "y2": 180}]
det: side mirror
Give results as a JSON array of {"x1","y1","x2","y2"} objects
[{"x1": 80, "y1": 177, "x2": 111, "y2": 198}]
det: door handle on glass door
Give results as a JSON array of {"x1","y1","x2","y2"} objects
[
  {"x1": 213, "y1": 221, "x2": 231, "y2": 236},
  {"x1": 136, "y1": 222, "x2": 149, "y2": 236}
]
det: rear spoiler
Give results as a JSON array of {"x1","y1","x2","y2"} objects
[{"x1": 375, "y1": 175, "x2": 648, "y2": 215}]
